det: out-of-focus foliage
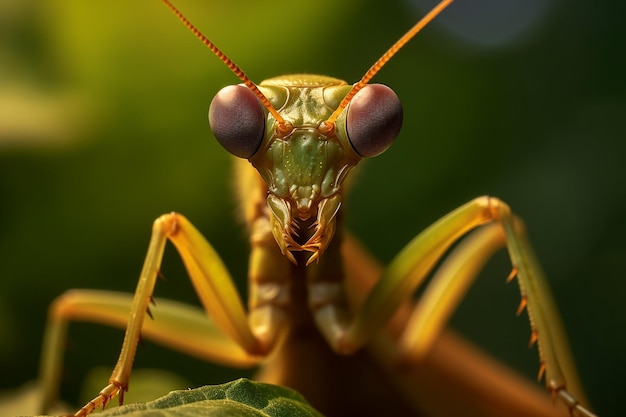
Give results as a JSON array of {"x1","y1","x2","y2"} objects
[{"x1": 0, "y1": 1, "x2": 624, "y2": 416}]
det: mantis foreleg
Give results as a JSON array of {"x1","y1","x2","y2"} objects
[
  {"x1": 40, "y1": 212, "x2": 291, "y2": 416},
  {"x1": 312, "y1": 196, "x2": 594, "y2": 417},
  {"x1": 38, "y1": 290, "x2": 258, "y2": 412}
]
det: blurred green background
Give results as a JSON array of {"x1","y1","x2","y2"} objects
[{"x1": 1, "y1": 0, "x2": 624, "y2": 415}]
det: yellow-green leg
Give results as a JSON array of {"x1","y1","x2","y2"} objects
[
  {"x1": 38, "y1": 290, "x2": 259, "y2": 413},
  {"x1": 39, "y1": 212, "x2": 287, "y2": 416},
  {"x1": 313, "y1": 196, "x2": 594, "y2": 416}
]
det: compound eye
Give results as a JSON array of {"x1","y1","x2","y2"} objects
[
  {"x1": 209, "y1": 85, "x2": 265, "y2": 159},
  {"x1": 346, "y1": 84, "x2": 403, "y2": 157}
]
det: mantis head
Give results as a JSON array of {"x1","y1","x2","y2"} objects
[
  {"x1": 162, "y1": 0, "x2": 453, "y2": 264},
  {"x1": 209, "y1": 75, "x2": 402, "y2": 265}
]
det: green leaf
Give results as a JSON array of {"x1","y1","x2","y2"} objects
[{"x1": 94, "y1": 379, "x2": 324, "y2": 417}]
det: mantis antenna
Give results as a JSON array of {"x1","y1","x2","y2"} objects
[
  {"x1": 161, "y1": 0, "x2": 290, "y2": 132},
  {"x1": 323, "y1": 0, "x2": 454, "y2": 127},
  {"x1": 163, "y1": 0, "x2": 453, "y2": 135}
]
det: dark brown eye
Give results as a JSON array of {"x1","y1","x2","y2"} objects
[
  {"x1": 346, "y1": 84, "x2": 402, "y2": 157},
  {"x1": 208, "y1": 85, "x2": 265, "y2": 159}
]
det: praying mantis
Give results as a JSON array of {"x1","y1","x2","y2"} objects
[{"x1": 34, "y1": 0, "x2": 598, "y2": 416}]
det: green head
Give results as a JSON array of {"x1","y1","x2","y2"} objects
[
  {"x1": 162, "y1": 0, "x2": 454, "y2": 264},
  {"x1": 209, "y1": 74, "x2": 402, "y2": 264}
]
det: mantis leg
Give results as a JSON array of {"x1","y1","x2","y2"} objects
[
  {"x1": 394, "y1": 223, "x2": 591, "y2": 416},
  {"x1": 38, "y1": 290, "x2": 259, "y2": 413},
  {"x1": 317, "y1": 196, "x2": 593, "y2": 416},
  {"x1": 340, "y1": 235, "x2": 569, "y2": 417},
  {"x1": 40, "y1": 212, "x2": 288, "y2": 416}
]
